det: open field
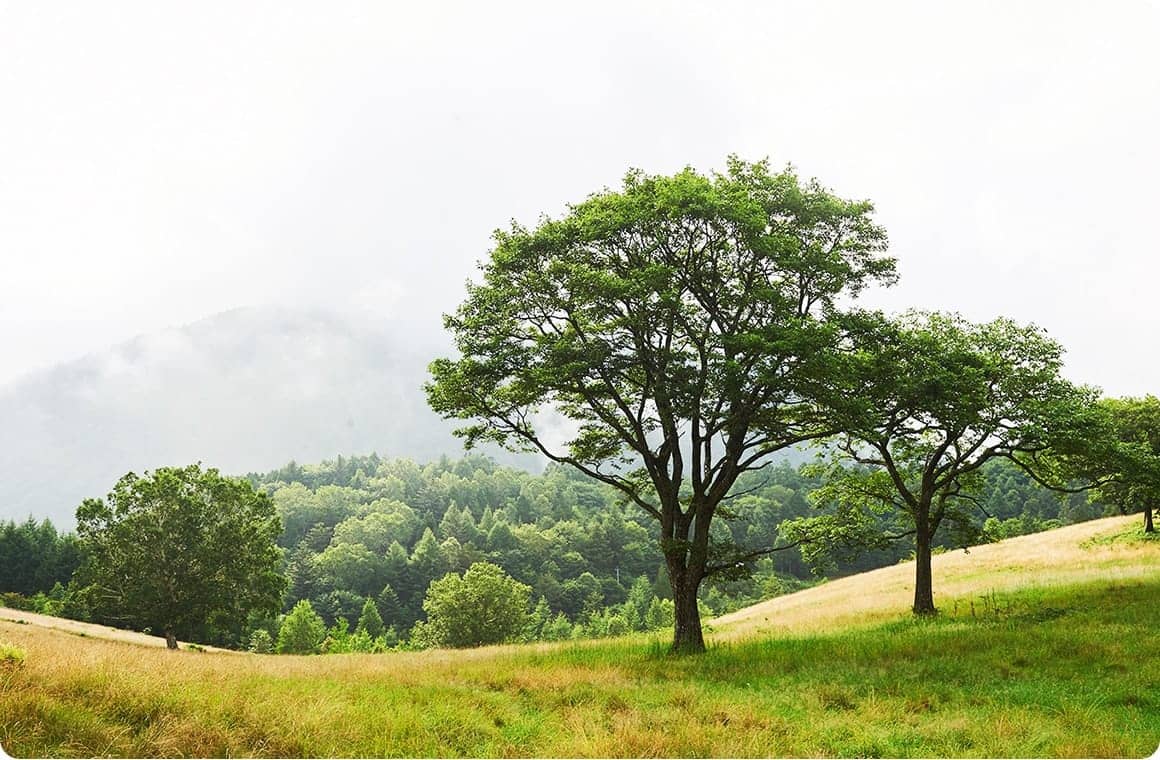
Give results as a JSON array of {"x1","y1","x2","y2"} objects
[{"x1": 1, "y1": 515, "x2": 1157, "y2": 758}]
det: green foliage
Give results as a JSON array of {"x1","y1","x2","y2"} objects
[
  {"x1": 74, "y1": 464, "x2": 286, "y2": 647},
  {"x1": 0, "y1": 518, "x2": 82, "y2": 597},
  {"x1": 644, "y1": 597, "x2": 675, "y2": 631},
  {"x1": 0, "y1": 642, "x2": 25, "y2": 668},
  {"x1": 426, "y1": 157, "x2": 896, "y2": 651},
  {"x1": 248, "y1": 629, "x2": 274, "y2": 654},
  {"x1": 355, "y1": 597, "x2": 385, "y2": 639},
  {"x1": 276, "y1": 600, "x2": 326, "y2": 654},
  {"x1": 802, "y1": 311, "x2": 1099, "y2": 611},
  {"x1": 1070, "y1": 396, "x2": 1160, "y2": 532},
  {"x1": 420, "y1": 562, "x2": 532, "y2": 648}
]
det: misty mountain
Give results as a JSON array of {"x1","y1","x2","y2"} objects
[{"x1": 0, "y1": 306, "x2": 533, "y2": 527}]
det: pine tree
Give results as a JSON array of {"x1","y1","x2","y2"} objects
[
  {"x1": 356, "y1": 596, "x2": 385, "y2": 639},
  {"x1": 276, "y1": 599, "x2": 326, "y2": 654}
]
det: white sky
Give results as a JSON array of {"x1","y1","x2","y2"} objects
[{"x1": 1, "y1": 1, "x2": 1158, "y2": 396}]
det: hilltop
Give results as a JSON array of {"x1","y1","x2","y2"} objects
[{"x1": 1, "y1": 515, "x2": 1156, "y2": 757}]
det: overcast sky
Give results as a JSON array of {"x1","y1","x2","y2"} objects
[{"x1": 1, "y1": 1, "x2": 1157, "y2": 396}]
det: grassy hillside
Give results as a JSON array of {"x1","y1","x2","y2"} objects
[{"x1": 1, "y1": 515, "x2": 1157, "y2": 758}]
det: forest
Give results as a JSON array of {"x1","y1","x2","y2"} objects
[{"x1": 0, "y1": 450, "x2": 1109, "y2": 652}]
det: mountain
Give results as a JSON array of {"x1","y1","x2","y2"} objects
[{"x1": 0, "y1": 306, "x2": 532, "y2": 527}]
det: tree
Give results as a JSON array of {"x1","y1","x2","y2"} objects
[
  {"x1": 277, "y1": 599, "x2": 326, "y2": 654},
  {"x1": 420, "y1": 561, "x2": 531, "y2": 648},
  {"x1": 356, "y1": 596, "x2": 385, "y2": 639},
  {"x1": 787, "y1": 311, "x2": 1099, "y2": 614},
  {"x1": 75, "y1": 465, "x2": 286, "y2": 649},
  {"x1": 427, "y1": 157, "x2": 894, "y2": 652},
  {"x1": 1078, "y1": 396, "x2": 1160, "y2": 533}
]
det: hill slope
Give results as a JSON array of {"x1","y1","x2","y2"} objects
[
  {"x1": 0, "y1": 306, "x2": 534, "y2": 526},
  {"x1": 712, "y1": 513, "x2": 1158, "y2": 638},
  {"x1": 1, "y1": 515, "x2": 1157, "y2": 757}
]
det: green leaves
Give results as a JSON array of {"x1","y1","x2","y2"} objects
[
  {"x1": 419, "y1": 561, "x2": 532, "y2": 648},
  {"x1": 426, "y1": 157, "x2": 895, "y2": 512},
  {"x1": 75, "y1": 464, "x2": 286, "y2": 645},
  {"x1": 426, "y1": 156, "x2": 895, "y2": 649}
]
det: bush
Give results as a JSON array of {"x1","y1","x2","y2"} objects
[
  {"x1": 0, "y1": 643, "x2": 25, "y2": 668},
  {"x1": 644, "y1": 598, "x2": 675, "y2": 631},
  {"x1": 248, "y1": 629, "x2": 274, "y2": 654},
  {"x1": 1, "y1": 592, "x2": 34, "y2": 611}
]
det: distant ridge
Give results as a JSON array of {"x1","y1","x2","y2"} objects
[{"x1": 0, "y1": 305, "x2": 533, "y2": 527}]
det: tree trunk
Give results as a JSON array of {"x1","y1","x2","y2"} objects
[
  {"x1": 671, "y1": 580, "x2": 705, "y2": 654},
  {"x1": 913, "y1": 526, "x2": 936, "y2": 615},
  {"x1": 165, "y1": 629, "x2": 178, "y2": 650},
  {"x1": 1145, "y1": 504, "x2": 1155, "y2": 534}
]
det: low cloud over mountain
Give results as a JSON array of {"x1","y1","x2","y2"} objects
[{"x1": 0, "y1": 306, "x2": 529, "y2": 526}]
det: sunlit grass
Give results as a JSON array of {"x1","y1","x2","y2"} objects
[{"x1": 1, "y1": 515, "x2": 1157, "y2": 757}]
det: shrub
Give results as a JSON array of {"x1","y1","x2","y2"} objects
[
  {"x1": 644, "y1": 598, "x2": 675, "y2": 631},
  {"x1": 0, "y1": 643, "x2": 25, "y2": 668},
  {"x1": 248, "y1": 629, "x2": 274, "y2": 654}
]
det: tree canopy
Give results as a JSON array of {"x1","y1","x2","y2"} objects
[
  {"x1": 427, "y1": 157, "x2": 896, "y2": 652},
  {"x1": 1077, "y1": 396, "x2": 1160, "y2": 533},
  {"x1": 75, "y1": 464, "x2": 285, "y2": 649},
  {"x1": 417, "y1": 561, "x2": 531, "y2": 648}
]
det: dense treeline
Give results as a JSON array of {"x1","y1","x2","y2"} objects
[
  {"x1": 0, "y1": 451, "x2": 1109, "y2": 650},
  {"x1": 249, "y1": 453, "x2": 1106, "y2": 638},
  {"x1": 0, "y1": 518, "x2": 82, "y2": 601}
]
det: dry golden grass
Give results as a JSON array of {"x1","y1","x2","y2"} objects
[
  {"x1": 0, "y1": 608, "x2": 239, "y2": 653},
  {"x1": 0, "y1": 514, "x2": 1156, "y2": 757},
  {"x1": 711, "y1": 514, "x2": 1155, "y2": 638}
]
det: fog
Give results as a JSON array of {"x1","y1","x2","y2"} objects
[{"x1": 1, "y1": 3, "x2": 1158, "y2": 522}]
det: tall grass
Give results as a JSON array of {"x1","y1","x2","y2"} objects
[
  {"x1": 1, "y1": 516, "x2": 1157, "y2": 757},
  {"x1": 1, "y1": 577, "x2": 1157, "y2": 757}
]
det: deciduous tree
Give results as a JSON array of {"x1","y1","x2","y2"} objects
[
  {"x1": 427, "y1": 158, "x2": 894, "y2": 652},
  {"x1": 419, "y1": 561, "x2": 531, "y2": 648},
  {"x1": 786, "y1": 312, "x2": 1099, "y2": 614},
  {"x1": 75, "y1": 464, "x2": 285, "y2": 649}
]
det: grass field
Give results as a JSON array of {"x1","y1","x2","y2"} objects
[{"x1": 1, "y1": 515, "x2": 1157, "y2": 758}]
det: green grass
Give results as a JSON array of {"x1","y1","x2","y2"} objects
[{"x1": 2, "y1": 577, "x2": 1157, "y2": 757}]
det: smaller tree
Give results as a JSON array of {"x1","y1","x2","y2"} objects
[
  {"x1": 277, "y1": 599, "x2": 327, "y2": 654},
  {"x1": 355, "y1": 597, "x2": 385, "y2": 639},
  {"x1": 1080, "y1": 397, "x2": 1160, "y2": 533},
  {"x1": 248, "y1": 629, "x2": 274, "y2": 654},
  {"x1": 420, "y1": 562, "x2": 531, "y2": 648},
  {"x1": 786, "y1": 312, "x2": 1100, "y2": 615}
]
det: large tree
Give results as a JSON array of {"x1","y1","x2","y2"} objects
[
  {"x1": 787, "y1": 311, "x2": 1099, "y2": 614},
  {"x1": 76, "y1": 464, "x2": 286, "y2": 649},
  {"x1": 426, "y1": 158, "x2": 894, "y2": 652}
]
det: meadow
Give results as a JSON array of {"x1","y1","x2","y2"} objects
[{"x1": 1, "y1": 515, "x2": 1157, "y2": 758}]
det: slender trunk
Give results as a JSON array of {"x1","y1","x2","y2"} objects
[
  {"x1": 1145, "y1": 504, "x2": 1155, "y2": 534},
  {"x1": 165, "y1": 628, "x2": 178, "y2": 650},
  {"x1": 913, "y1": 514, "x2": 936, "y2": 616}
]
